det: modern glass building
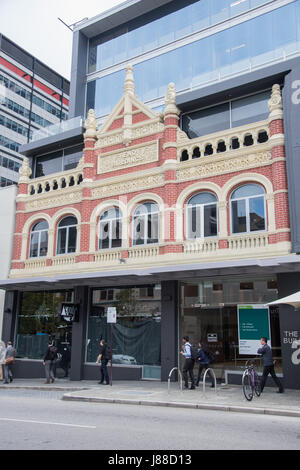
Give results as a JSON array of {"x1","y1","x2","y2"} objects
[
  {"x1": 0, "y1": 34, "x2": 70, "y2": 187},
  {"x1": 2, "y1": 0, "x2": 300, "y2": 389}
]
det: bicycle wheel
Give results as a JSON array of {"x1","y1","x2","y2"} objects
[
  {"x1": 254, "y1": 372, "x2": 261, "y2": 397},
  {"x1": 242, "y1": 371, "x2": 253, "y2": 401}
]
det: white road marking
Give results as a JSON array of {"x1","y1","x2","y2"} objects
[{"x1": 0, "y1": 418, "x2": 96, "y2": 429}]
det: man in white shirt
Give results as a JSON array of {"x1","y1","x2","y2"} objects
[{"x1": 180, "y1": 336, "x2": 195, "y2": 389}]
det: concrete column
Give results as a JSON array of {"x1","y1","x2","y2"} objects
[
  {"x1": 160, "y1": 280, "x2": 179, "y2": 382},
  {"x1": 70, "y1": 286, "x2": 89, "y2": 381}
]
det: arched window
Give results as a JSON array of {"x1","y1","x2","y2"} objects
[
  {"x1": 56, "y1": 216, "x2": 77, "y2": 255},
  {"x1": 29, "y1": 220, "x2": 49, "y2": 258},
  {"x1": 133, "y1": 202, "x2": 159, "y2": 245},
  {"x1": 186, "y1": 192, "x2": 218, "y2": 239},
  {"x1": 99, "y1": 207, "x2": 122, "y2": 250},
  {"x1": 230, "y1": 184, "x2": 266, "y2": 234}
]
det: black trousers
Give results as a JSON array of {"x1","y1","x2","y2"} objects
[
  {"x1": 183, "y1": 358, "x2": 195, "y2": 388},
  {"x1": 196, "y1": 364, "x2": 214, "y2": 386},
  {"x1": 100, "y1": 359, "x2": 109, "y2": 384},
  {"x1": 260, "y1": 365, "x2": 283, "y2": 392}
]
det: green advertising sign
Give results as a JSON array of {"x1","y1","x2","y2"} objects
[{"x1": 238, "y1": 304, "x2": 271, "y2": 355}]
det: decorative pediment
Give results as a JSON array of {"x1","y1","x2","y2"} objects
[{"x1": 96, "y1": 64, "x2": 163, "y2": 148}]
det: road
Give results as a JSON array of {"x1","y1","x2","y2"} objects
[{"x1": 0, "y1": 389, "x2": 299, "y2": 451}]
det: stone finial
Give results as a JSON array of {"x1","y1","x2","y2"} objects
[
  {"x1": 164, "y1": 82, "x2": 179, "y2": 116},
  {"x1": 18, "y1": 157, "x2": 32, "y2": 182},
  {"x1": 124, "y1": 63, "x2": 135, "y2": 96},
  {"x1": 268, "y1": 84, "x2": 283, "y2": 121},
  {"x1": 84, "y1": 109, "x2": 98, "y2": 139}
]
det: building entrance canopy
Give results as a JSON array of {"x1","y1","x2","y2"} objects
[{"x1": 1, "y1": 255, "x2": 300, "y2": 291}]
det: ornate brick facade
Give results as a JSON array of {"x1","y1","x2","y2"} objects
[{"x1": 10, "y1": 68, "x2": 291, "y2": 278}]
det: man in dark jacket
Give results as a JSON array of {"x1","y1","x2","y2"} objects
[
  {"x1": 43, "y1": 341, "x2": 57, "y2": 384},
  {"x1": 195, "y1": 342, "x2": 214, "y2": 388},
  {"x1": 96, "y1": 339, "x2": 110, "y2": 385},
  {"x1": 3, "y1": 341, "x2": 15, "y2": 384},
  {"x1": 257, "y1": 337, "x2": 284, "y2": 393}
]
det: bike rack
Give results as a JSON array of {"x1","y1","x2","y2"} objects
[
  {"x1": 167, "y1": 367, "x2": 183, "y2": 394},
  {"x1": 203, "y1": 368, "x2": 217, "y2": 395}
]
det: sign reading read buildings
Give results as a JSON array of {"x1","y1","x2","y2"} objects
[{"x1": 97, "y1": 141, "x2": 159, "y2": 174}]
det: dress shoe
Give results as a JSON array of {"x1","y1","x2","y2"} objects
[
  {"x1": 51, "y1": 377, "x2": 55, "y2": 383},
  {"x1": 276, "y1": 389, "x2": 284, "y2": 393},
  {"x1": 4, "y1": 381, "x2": 9, "y2": 384},
  {"x1": 45, "y1": 381, "x2": 50, "y2": 384},
  {"x1": 9, "y1": 377, "x2": 13, "y2": 383},
  {"x1": 98, "y1": 381, "x2": 104, "y2": 384},
  {"x1": 190, "y1": 386, "x2": 195, "y2": 390}
]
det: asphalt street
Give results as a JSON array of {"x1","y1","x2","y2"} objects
[{"x1": 0, "y1": 389, "x2": 299, "y2": 451}]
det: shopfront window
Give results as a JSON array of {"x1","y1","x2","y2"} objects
[
  {"x1": 86, "y1": 285, "x2": 161, "y2": 379},
  {"x1": 15, "y1": 290, "x2": 73, "y2": 361},
  {"x1": 180, "y1": 276, "x2": 281, "y2": 380}
]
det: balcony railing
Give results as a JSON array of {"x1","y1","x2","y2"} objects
[{"x1": 30, "y1": 116, "x2": 83, "y2": 142}]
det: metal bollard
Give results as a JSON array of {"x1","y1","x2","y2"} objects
[
  {"x1": 203, "y1": 368, "x2": 217, "y2": 395},
  {"x1": 167, "y1": 367, "x2": 183, "y2": 394}
]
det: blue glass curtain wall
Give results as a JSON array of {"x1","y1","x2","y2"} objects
[
  {"x1": 87, "y1": 1, "x2": 300, "y2": 119},
  {"x1": 88, "y1": 0, "x2": 271, "y2": 74}
]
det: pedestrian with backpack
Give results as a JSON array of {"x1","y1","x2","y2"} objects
[
  {"x1": 43, "y1": 341, "x2": 57, "y2": 384},
  {"x1": 180, "y1": 336, "x2": 196, "y2": 390},
  {"x1": 195, "y1": 342, "x2": 215, "y2": 388}
]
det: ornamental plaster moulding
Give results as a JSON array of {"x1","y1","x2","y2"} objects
[
  {"x1": 96, "y1": 64, "x2": 162, "y2": 147},
  {"x1": 268, "y1": 84, "x2": 283, "y2": 122},
  {"x1": 18, "y1": 157, "x2": 32, "y2": 182}
]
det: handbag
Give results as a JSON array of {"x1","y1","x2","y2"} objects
[{"x1": 5, "y1": 357, "x2": 15, "y2": 365}]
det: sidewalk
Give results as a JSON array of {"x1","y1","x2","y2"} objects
[{"x1": 1, "y1": 378, "x2": 300, "y2": 417}]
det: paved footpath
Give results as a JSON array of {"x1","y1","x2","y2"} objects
[{"x1": 1, "y1": 378, "x2": 300, "y2": 418}]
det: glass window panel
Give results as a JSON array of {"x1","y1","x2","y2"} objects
[
  {"x1": 39, "y1": 231, "x2": 48, "y2": 257},
  {"x1": 35, "y1": 151, "x2": 63, "y2": 177},
  {"x1": 232, "y1": 184, "x2": 264, "y2": 199},
  {"x1": 192, "y1": 36, "x2": 217, "y2": 88},
  {"x1": 211, "y1": 0, "x2": 230, "y2": 25},
  {"x1": 231, "y1": 200, "x2": 246, "y2": 233},
  {"x1": 58, "y1": 216, "x2": 77, "y2": 228},
  {"x1": 111, "y1": 220, "x2": 122, "y2": 248},
  {"x1": 148, "y1": 212, "x2": 159, "y2": 243},
  {"x1": 204, "y1": 204, "x2": 217, "y2": 237},
  {"x1": 191, "y1": 1, "x2": 210, "y2": 32},
  {"x1": 99, "y1": 221, "x2": 110, "y2": 250},
  {"x1": 133, "y1": 215, "x2": 145, "y2": 245},
  {"x1": 250, "y1": 12, "x2": 274, "y2": 67},
  {"x1": 135, "y1": 57, "x2": 159, "y2": 103},
  {"x1": 273, "y1": 3, "x2": 297, "y2": 59},
  {"x1": 249, "y1": 196, "x2": 265, "y2": 231},
  {"x1": 229, "y1": 22, "x2": 250, "y2": 76},
  {"x1": 189, "y1": 192, "x2": 217, "y2": 206},
  {"x1": 29, "y1": 232, "x2": 39, "y2": 257},
  {"x1": 57, "y1": 227, "x2": 66, "y2": 254},
  {"x1": 188, "y1": 205, "x2": 201, "y2": 239},
  {"x1": 231, "y1": 91, "x2": 269, "y2": 127},
  {"x1": 32, "y1": 220, "x2": 49, "y2": 231},
  {"x1": 63, "y1": 145, "x2": 83, "y2": 171},
  {"x1": 67, "y1": 226, "x2": 77, "y2": 253},
  {"x1": 230, "y1": 0, "x2": 250, "y2": 16},
  {"x1": 182, "y1": 103, "x2": 230, "y2": 139}
]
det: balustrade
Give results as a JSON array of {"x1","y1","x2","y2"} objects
[{"x1": 178, "y1": 120, "x2": 270, "y2": 162}]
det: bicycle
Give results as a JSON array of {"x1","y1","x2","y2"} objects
[{"x1": 242, "y1": 360, "x2": 261, "y2": 401}]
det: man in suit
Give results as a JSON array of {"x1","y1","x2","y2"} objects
[
  {"x1": 257, "y1": 337, "x2": 284, "y2": 393},
  {"x1": 3, "y1": 341, "x2": 15, "y2": 384},
  {"x1": 180, "y1": 336, "x2": 195, "y2": 390}
]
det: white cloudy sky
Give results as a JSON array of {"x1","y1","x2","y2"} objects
[{"x1": 0, "y1": 0, "x2": 125, "y2": 80}]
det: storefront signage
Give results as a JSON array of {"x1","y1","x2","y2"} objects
[
  {"x1": 207, "y1": 333, "x2": 218, "y2": 343},
  {"x1": 107, "y1": 307, "x2": 117, "y2": 323},
  {"x1": 238, "y1": 304, "x2": 271, "y2": 355},
  {"x1": 60, "y1": 303, "x2": 79, "y2": 323}
]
